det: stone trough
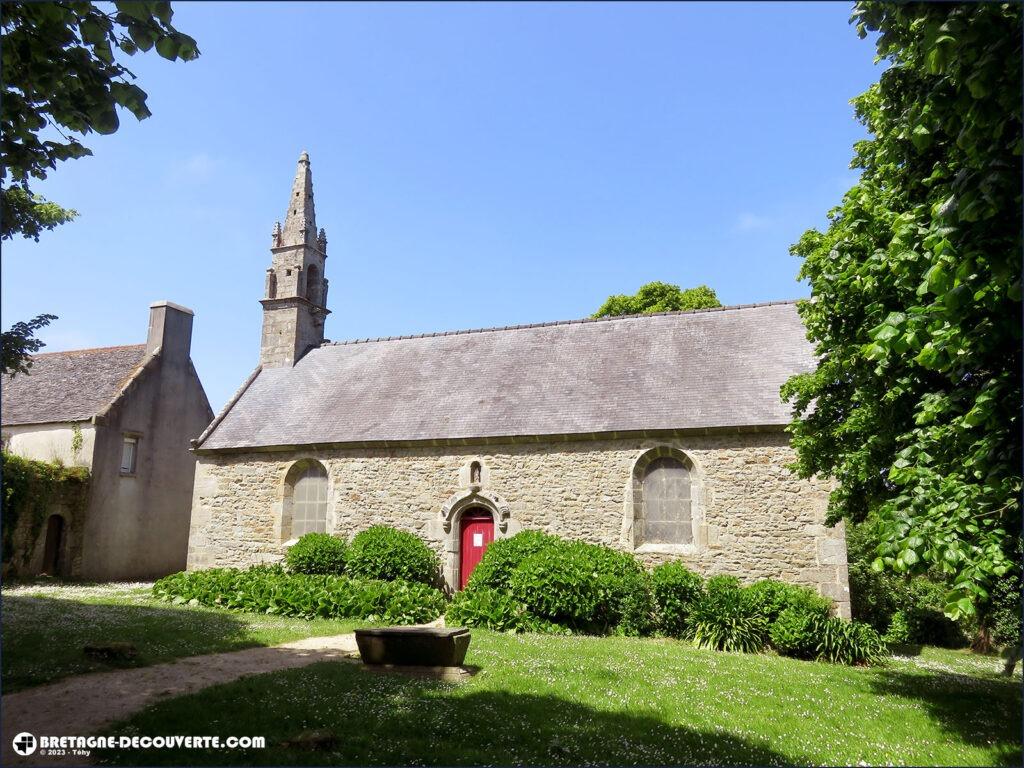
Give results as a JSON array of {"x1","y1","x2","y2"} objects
[{"x1": 354, "y1": 627, "x2": 471, "y2": 668}]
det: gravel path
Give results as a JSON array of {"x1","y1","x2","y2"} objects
[{"x1": 2, "y1": 633, "x2": 360, "y2": 766}]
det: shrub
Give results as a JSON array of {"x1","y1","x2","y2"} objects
[
  {"x1": 466, "y1": 530, "x2": 561, "y2": 592},
  {"x1": 508, "y1": 544, "x2": 601, "y2": 628},
  {"x1": 153, "y1": 565, "x2": 445, "y2": 624},
  {"x1": 846, "y1": 521, "x2": 901, "y2": 633},
  {"x1": 447, "y1": 587, "x2": 535, "y2": 633},
  {"x1": 586, "y1": 543, "x2": 656, "y2": 636},
  {"x1": 616, "y1": 573, "x2": 658, "y2": 637},
  {"x1": 651, "y1": 561, "x2": 704, "y2": 638},
  {"x1": 816, "y1": 617, "x2": 887, "y2": 666},
  {"x1": 988, "y1": 568, "x2": 1023, "y2": 650},
  {"x1": 704, "y1": 574, "x2": 744, "y2": 603},
  {"x1": 769, "y1": 606, "x2": 821, "y2": 659},
  {"x1": 346, "y1": 525, "x2": 439, "y2": 586},
  {"x1": 690, "y1": 609, "x2": 768, "y2": 653},
  {"x1": 689, "y1": 575, "x2": 768, "y2": 653},
  {"x1": 503, "y1": 538, "x2": 655, "y2": 635},
  {"x1": 744, "y1": 579, "x2": 831, "y2": 624},
  {"x1": 901, "y1": 579, "x2": 966, "y2": 648},
  {"x1": 883, "y1": 611, "x2": 912, "y2": 647},
  {"x1": 285, "y1": 532, "x2": 347, "y2": 575},
  {"x1": 847, "y1": 520, "x2": 966, "y2": 647}
]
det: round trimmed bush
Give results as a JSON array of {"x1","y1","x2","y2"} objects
[
  {"x1": 285, "y1": 532, "x2": 347, "y2": 575},
  {"x1": 346, "y1": 525, "x2": 439, "y2": 585},
  {"x1": 508, "y1": 544, "x2": 601, "y2": 627},
  {"x1": 467, "y1": 530, "x2": 561, "y2": 591},
  {"x1": 502, "y1": 538, "x2": 655, "y2": 635},
  {"x1": 652, "y1": 561, "x2": 705, "y2": 638}
]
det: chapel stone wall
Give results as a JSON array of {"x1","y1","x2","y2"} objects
[{"x1": 186, "y1": 431, "x2": 850, "y2": 617}]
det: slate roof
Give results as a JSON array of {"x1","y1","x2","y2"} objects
[
  {"x1": 1, "y1": 345, "x2": 148, "y2": 426},
  {"x1": 199, "y1": 301, "x2": 813, "y2": 451}
]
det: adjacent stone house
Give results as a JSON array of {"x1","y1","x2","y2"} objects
[
  {"x1": 188, "y1": 153, "x2": 851, "y2": 616},
  {"x1": 1, "y1": 302, "x2": 214, "y2": 580}
]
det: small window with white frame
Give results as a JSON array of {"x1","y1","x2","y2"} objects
[{"x1": 120, "y1": 435, "x2": 139, "y2": 475}]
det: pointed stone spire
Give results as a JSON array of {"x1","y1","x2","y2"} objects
[
  {"x1": 260, "y1": 150, "x2": 331, "y2": 367},
  {"x1": 280, "y1": 151, "x2": 315, "y2": 246}
]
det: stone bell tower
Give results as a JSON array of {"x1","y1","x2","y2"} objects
[{"x1": 260, "y1": 151, "x2": 330, "y2": 367}]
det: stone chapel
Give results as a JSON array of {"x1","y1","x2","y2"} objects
[{"x1": 186, "y1": 152, "x2": 851, "y2": 616}]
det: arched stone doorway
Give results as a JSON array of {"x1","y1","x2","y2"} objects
[
  {"x1": 458, "y1": 508, "x2": 494, "y2": 589},
  {"x1": 438, "y1": 487, "x2": 512, "y2": 590},
  {"x1": 41, "y1": 515, "x2": 65, "y2": 576}
]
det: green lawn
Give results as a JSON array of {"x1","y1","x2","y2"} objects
[
  {"x1": 1, "y1": 581, "x2": 364, "y2": 692},
  {"x1": 100, "y1": 630, "x2": 1022, "y2": 767}
]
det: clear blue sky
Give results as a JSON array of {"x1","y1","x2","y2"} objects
[{"x1": 1, "y1": 2, "x2": 882, "y2": 412}]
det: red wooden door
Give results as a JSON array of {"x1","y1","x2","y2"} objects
[{"x1": 459, "y1": 510, "x2": 494, "y2": 589}]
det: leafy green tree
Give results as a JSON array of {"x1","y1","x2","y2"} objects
[
  {"x1": 1, "y1": 314, "x2": 56, "y2": 376},
  {"x1": 593, "y1": 282, "x2": 721, "y2": 317},
  {"x1": 1, "y1": 1, "x2": 199, "y2": 370},
  {"x1": 781, "y1": 3, "x2": 1021, "y2": 620}
]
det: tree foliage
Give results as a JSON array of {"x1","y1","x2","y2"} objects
[
  {"x1": 1, "y1": 314, "x2": 57, "y2": 376},
  {"x1": 782, "y1": 2, "x2": 1022, "y2": 619},
  {"x1": 1, "y1": 1, "x2": 198, "y2": 374},
  {"x1": 593, "y1": 281, "x2": 721, "y2": 318},
  {"x1": 1, "y1": 0, "x2": 200, "y2": 241}
]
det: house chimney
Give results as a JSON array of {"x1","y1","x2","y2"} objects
[{"x1": 146, "y1": 301, "x2": 194, "y2": 362}]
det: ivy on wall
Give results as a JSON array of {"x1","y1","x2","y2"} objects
[{"x1": 1, "y1": 451, "x2": 90, "y2": 568}]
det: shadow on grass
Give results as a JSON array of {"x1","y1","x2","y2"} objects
[
  {"x1": 100, "y1": 660, "x2": 813, "y2": 766},
  {"x1": 868, "y1": 667, "x2": 1022, "y2": 765},
  {"x1": 2, "y1": 594, "x2": 259, "y2": 692}
]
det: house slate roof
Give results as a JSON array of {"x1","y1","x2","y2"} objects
[
  {"x1": 198, "y1": 301, "x2": 814, "y2": 451},
  {"x1": 1, "y1": 345, "x2": 148, "y2": 426}
]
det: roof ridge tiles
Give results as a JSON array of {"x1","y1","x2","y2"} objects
[
  {"x1": 322, "y1": 299, "x2": 800, "y2": 348},
  {"x1": 32, "y1": 343, "x2": 147, "y2": 357}
]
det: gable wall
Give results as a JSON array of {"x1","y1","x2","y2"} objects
[
  {"x1": 2, "y1": 422, "x2": 96, "y2": 468},
  {"x1": 187, "y1": 431, "x2": 850, "y2": 617},
  {"x1": 80, "y1": 355, "x2": 213, "y2": 580}
]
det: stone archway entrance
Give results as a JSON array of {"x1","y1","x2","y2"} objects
[
  {"x1": 438, "y1": 487, "x2": 512, "y2": 591},
  {"x1": 41, "y1": 515, "x2": 64, "y2": 576},
  {"x1": 458, "y1": 508, "x2": 494, "y2": 589}
]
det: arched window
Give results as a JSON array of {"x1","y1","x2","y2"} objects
[
  {"x1": 640, "y1": 456, "x2": 692, "y2": 545},
  {"x1": 306, "y1": 264, "x2": 320, "y2": 304},
  {"x1": 286, "y1": 461, "x2": 328, "y2": 538}
]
